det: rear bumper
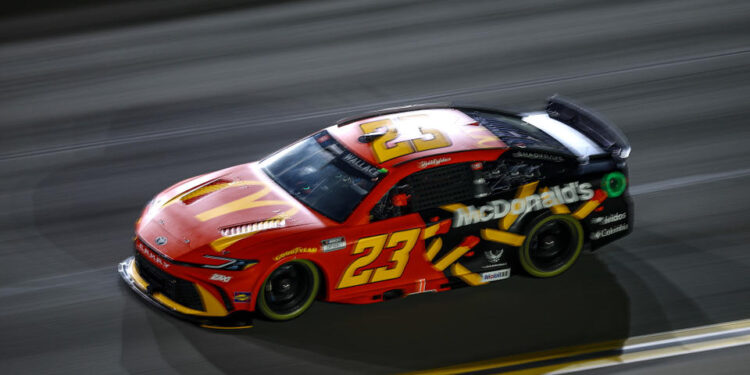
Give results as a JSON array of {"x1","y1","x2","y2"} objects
[{"x1": 118, "y1": 256, "x2": 253, "y2": 329}]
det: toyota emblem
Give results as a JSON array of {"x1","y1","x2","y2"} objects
[{"x1": 155, "y1": 236, "x2": 168, "y2": 246}]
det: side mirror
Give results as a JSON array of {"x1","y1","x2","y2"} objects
[{"x1": 391, "y1": 193, "x2": 411, "y2": 207}]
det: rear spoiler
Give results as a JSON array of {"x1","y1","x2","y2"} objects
[{"x1": 546, "y1": 95, "x2": 631, "y2": 162}]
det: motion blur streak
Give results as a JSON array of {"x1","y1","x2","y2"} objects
[
  {"x1": 1, "y1": 0, "x2": 749, "y2": 374},
  {"x1": 1, "y1": 46, "x2": 748, "y2": 161}
]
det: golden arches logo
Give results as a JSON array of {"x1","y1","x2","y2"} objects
[{"x1": 187, "y1": 180, "x2": 298, "y2": 252}]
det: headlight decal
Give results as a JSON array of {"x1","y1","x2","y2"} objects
[{"x1": 202, "y1": 255, "x2": 258, "y2": 271}]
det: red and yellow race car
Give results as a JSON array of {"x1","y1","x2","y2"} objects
[{"x1": 119, "y1": 96, "x2": 633, "y2": 328}]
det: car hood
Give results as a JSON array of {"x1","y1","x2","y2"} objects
[{"x1": 136, "y1": 162, "x2": 325, "y2": 262}]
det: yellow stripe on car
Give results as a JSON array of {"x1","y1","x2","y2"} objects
[
  {"x1": 162, "y1": 180, "x2": 265, "y2": 208},
  {"x1": 572, "y1": 199, "x2": 601, "y2": 220},
  {"x1": 209, "y1": 231, "x2": 258, "y2": 252},
  {"x1": 422, "y1": 223, "x2": 441, "y2": 239},
  {"x1": 433, "y1": 244, "x2": 473, "y2": 271},
  {"x1": 440, "y1": 203, "x2": 468, "y2": 212},
  {"x1": 424, "y1": 238, "x2": 443, "y2": 262},
  {"x1": 481, "y1": 228, "x2": 526, "y2": 246},
  {"x1": 450, "y1": 263, "x2": 486, "y2": 286}
]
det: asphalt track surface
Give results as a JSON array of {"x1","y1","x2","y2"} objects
[{"x1": 1, "y1": 0, "x2": 749, "y2": 373}]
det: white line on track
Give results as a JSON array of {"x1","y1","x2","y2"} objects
[
  {"x1": 629, "y1": 167, "x2": 750, "y2": 196},
  {"x1": 543, "y1": 322, "x2": 750, "y2": 375},
  {"x1": 412, "y1": 320, "x2": 750, "y2": 375}
]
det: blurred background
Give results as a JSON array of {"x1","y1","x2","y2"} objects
[{"x1": 1, "y1": 0, "x2": 749, "y2": 374}]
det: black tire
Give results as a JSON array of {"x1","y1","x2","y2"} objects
[
  {"x1": 256, "y1": 259, "x2": 320, "y2": 321},
  {"x1": 519, "y1": 214, "x2": 584, "y2": 277}
]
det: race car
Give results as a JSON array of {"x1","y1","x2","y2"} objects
[{"x1": 119, "y1": 95, "x2": 633, "y2": 328}]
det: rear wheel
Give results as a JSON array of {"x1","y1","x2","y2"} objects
[
  {"x1": 257, "y1": 259, "x2": 320, "y2": 320},
  {"x1": 519, "y1": 214, "x2": 584, "y2": 277}
]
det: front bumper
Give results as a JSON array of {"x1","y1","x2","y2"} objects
[{"x1": 118, "y1": 256, "x2": 253, "y2": 329}]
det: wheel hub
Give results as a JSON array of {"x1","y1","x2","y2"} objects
[
  {"x1": 261, "y1": 261, "x2": 315, "y2": 316},
  {"x1": 527, "y1": 219, "x2": 577, "y2": 271}
]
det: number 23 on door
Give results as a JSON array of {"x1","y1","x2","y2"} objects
[{"x1": 337, "y1": 228, "x2": 421, "y2": 289}]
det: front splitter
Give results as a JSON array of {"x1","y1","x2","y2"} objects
[{"x1": 118, "y1": 256, "x2": 253, "y2": 330}]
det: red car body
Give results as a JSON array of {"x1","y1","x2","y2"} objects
[{"x1": 119, "y1": 97, "x2": 633, "y2": 327}]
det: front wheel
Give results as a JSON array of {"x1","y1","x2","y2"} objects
[
  {"x1": 519, "y1": 214, "x2": 584, "y2": 278},
  {"x1": 257, "y1": 259, "x2": 320, "y2": 321}
]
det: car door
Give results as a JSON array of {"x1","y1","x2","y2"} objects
[
  {"x1": 329, "y1": 161, "x2": 482, "y2": 300},
  {"x1": 369, "y1": 162, "x2": 487, "y2": 291},
  {"x1": 329, "y1": 199, "x2": 426, "y2": 300},
  {"x1": 399, "y1": 161, "x2": 509, "y2": 287}
]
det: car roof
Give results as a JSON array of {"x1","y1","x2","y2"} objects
[{"x1": 326, "y1": 108, "x2": 508, "y2": 168}]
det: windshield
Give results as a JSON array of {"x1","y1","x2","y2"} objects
[{"x1": 260, "y1": 131, "x2": 385, "y2": 222}]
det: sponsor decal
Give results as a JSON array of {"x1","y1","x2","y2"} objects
[
  {"x1": 315, "y1": 130, "x2": 382, "y2": 178},
  {"x1": 481, "y1": 269, "x2": 510, "y2": 282},
  {"x1": 512, "y1": 151, "x2": 565, "y2": 162},
  {"x1": 155, "y1": 236, "x2": 168, "y2": 246},
  {"x1": 210, "y1": 273, "x2": 232, "y2": 283},
  {"x1": 590, "y1": 224, "x2": 629, "y2": 240},
  {"x1": 591, "y1": 212, "x2": 627, "y2": 225},
  {"x1": 482, "y1": 249, "x2": 508, "y2": 268},
  {"x1": 321, "y1": 237, "x2": 346, "y2": 252},
  {"x1": 341, "y1": 152, "x2": 382, "y2": 178},
  {"x1": 233, "y1": 292, "x2": 251, "y2": 303},
  {"x1": 450, "y1": 182, "x2": 594, "y2": 227},
  {"x1": 273, "y1": 247, "x2": 317, "y2": 261},
  {"x1": 418, "y1": 157, "x2": 451, "y2": 169},
  {"x1": 485, "y1": 249, "x2": 504, "y2": 263},
  {"x1": 136, "y1": 241, "x2": 170, "y2": 269}
]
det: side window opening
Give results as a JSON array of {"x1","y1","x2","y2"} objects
[
  {"x1": 370, "y1": 163, "x2": 477, "y2": 222},
  {"x1": 370, "y1": 184, "x2": 410, "y2": 222},
  {"x1": 405, "y1": 163, "x2": 474, "y2": 211}
]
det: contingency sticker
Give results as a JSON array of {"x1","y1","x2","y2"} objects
[
  {"x1": 481, "y1": 269, "x2": 510, "y2": 283},
  {"x1": 321, "y1": 237, "x2": 346, "y2": 252},
  {"x1": 234, "y1": 292, "x2": 251, "y2": 303}
]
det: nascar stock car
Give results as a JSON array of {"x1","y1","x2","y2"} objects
[{"x1": 119, "y1": 95, "x2": 633, "y2": 328}]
